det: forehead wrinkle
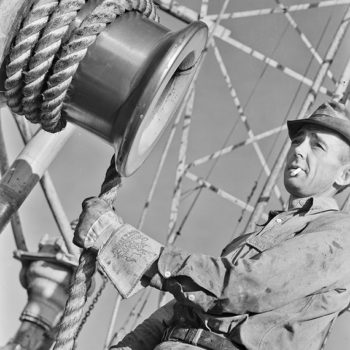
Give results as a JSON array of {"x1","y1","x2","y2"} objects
[
  {"x1": 299, "y1": 125, "x2": 342, "y2": 144},
  {"x1": 295, "y1": 126, "x2": 326, "y2": 143}
]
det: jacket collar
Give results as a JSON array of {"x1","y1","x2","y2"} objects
[{"x1": 288, "y1": 196, "x2": 339, "y2": 213}]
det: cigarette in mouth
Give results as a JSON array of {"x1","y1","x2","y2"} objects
[{"x1": 290, "y1": 168, "x2": 301, "y2": 176}]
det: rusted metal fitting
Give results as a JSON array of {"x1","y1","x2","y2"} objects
[
  {"x1": 0, "y1": 236, "x2": 78, "y2": 350},
  {"x1": 14, "y1": 235, "x2": 77, "y2": 332}
]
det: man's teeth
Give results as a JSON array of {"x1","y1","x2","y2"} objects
[{"x1": 290, "y1": 168, "x2": 302, "y2": 176}]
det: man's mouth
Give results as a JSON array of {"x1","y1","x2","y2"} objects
[
  {"x1": 290, "y1": 167, "x2": 302, "y2": 176},
  {"x1": 287, "y1": 164, "x2": 305, "y2": 177}
]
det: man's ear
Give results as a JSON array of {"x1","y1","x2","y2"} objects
[{"x1": 335, "y1": 164, "x2": 350, "y2": 187}]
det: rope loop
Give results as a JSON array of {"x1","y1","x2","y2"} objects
[{"x1": 5, "y1": 0, "x2": 159, "y2": 133}]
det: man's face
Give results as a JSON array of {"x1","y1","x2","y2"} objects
[{"x1": 284, "y1": 125, "x2": 350, "y2": 198}]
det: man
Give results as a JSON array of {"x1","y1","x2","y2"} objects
[{"x1": 74, "y1": 101, "x2": 350, "y2": 350}]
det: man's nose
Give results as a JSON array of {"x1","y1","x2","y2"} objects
[{"x1": 293, "y1": 138, "x2": 309, "y2": 158}]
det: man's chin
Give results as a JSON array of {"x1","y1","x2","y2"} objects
[{"x1": 284, "y1": 178, "x2": 309, "y2": 197}]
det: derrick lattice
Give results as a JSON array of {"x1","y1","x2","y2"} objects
[{"x1": 1, "y1": 1, "x2": 350, "y2": 350}]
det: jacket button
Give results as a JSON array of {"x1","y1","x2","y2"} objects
[
  {"x1": 164, "y1": 271, "x2": 171, "y2": 278},
  {"x1": 276, "y1": 218, "x2": 282, "y2": 223},
  {"x1": 188, "y1": 294, "x2": 195, "y2": 301}
]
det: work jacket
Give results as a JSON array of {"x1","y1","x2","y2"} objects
[{"x1": 100, "y1": 196, "x2": 350, "y2": 350}]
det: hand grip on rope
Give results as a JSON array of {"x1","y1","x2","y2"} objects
[{"x1": 53, "y1": 155, "x2": 121, "y2": 350}]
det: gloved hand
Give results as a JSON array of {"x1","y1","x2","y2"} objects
[{"x1": 73, "y1": 197, "x2": 123, "y2": 252}]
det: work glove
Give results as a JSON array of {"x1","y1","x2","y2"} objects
[{"x1": 73, "y1": 197, "x2": 123, "y2": 252}]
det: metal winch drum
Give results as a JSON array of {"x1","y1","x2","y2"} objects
[{"x1": 64, "y1": 10, "x2": 208, "y2": 176}]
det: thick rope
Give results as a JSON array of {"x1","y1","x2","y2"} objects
[
  {"x1": 54, "y1": 155, "x2": 122, "y2": 350},
  {"x1": 22, "y1": 0, "x2": 87, "y2": 123},
  {"x1": 4, "y1": 0, "x2": 59, "y2": 114},
  {"x1": 54, "y1": 250, "x2": 97, "y2": 350},
  {"x1": 5, "y1": 0, "x2": 158, "y2": 133},
  {"x1": 74, "y1": 274, "x2": 109, "y2": 341}
]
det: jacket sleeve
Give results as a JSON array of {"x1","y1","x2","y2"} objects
[
  {"x1": 109, "y1": 300, "x2": 175, "y2": 350},
  {"x1": 97, "y1": 224, "x2": 163, "y2": 298},
  {"x1": 98, "y1": 216, "x2": 350, "y2": 314}
]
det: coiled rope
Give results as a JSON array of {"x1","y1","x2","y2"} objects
[
  {"x1": 5, "y1": 0, "x2": 59, "y2": 114},
  {"x1": 22, "y1": 0, "x2": 87, "y2": 124},
  {"x1": 5, "y1": 0, "x2": 158, "y2": 132},
  {"x1": 5, "y1": 1, "x2": 158, "y2": 349}
]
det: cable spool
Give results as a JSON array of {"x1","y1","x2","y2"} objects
[
  {"x1": 64, "y1": 7, "x2": 208, "y2": 176},
  {"x1": 1, "y1": 0, "x2": 208, "y2": 176}
]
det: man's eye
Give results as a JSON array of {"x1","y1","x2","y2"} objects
[
  {"x1": 291, "y1": 138, "x2": 301, "y2": 144},
  {"x1": 315, "y1": 142, "x2": 325, "y2": 150}
]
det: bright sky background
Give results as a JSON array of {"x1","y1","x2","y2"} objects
[{"x1": 1, "y1": 0, "x2": 350, "y2": 349}]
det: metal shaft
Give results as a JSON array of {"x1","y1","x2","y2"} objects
[
  {"x1": 0, "y1": 113, "x2": 27, "y2": 250},
  {"x1": 12, "y1": 114, "x2": 78, "y2": 255},
  {"x1": 0, "y1": 123, "x2": 75, "y2": 234}
]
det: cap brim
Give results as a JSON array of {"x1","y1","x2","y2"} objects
[{"x1": 287, "y1": 116, "x2": 350, "y2": 145}]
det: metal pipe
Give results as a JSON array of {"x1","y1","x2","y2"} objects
[
  {"x1": 11, "y1": 114, "x2": 78, "y2": 255},
  {"x1": 154, "y1": 1, "x2": 196, "y2": 23},
  {"x1": 245, "y1": 6, "x2": 350, "y2": 232},
  {"x1": 204, "y1": 1, "x2": 350, "y2": 20},
  {"x1": 333, "y1": 56, "x2": 350, "y2": 102},
  {"x1": 335, "y1": 62, "x2": 350, "y2": 105},
  {"x1": 39, "y1": 175, "x2": 79, "y2": 255},
  {"x1": 0, "y1": 123, "x2": 75, "y2": 234},
  {"x1": 12, "y1": 112, "x2": 32, "y2": 141},
  {"x1": 0, "y1": 111, "x2": 27, "y2": 250}
]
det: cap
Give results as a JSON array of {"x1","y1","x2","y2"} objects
[{"x1": 287, "y1": 101, "x2": 350, "y2": 144}]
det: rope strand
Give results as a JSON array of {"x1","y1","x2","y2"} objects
[
  {"x1": 5, "y1": 0, "x2": 59, "y2": 114},
  {"x1": 22, "y1": 0, "x2": 87, "y2": 123},
  {"x1": 54, "y1": 250, "x2": 97, "y2": 350}
]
